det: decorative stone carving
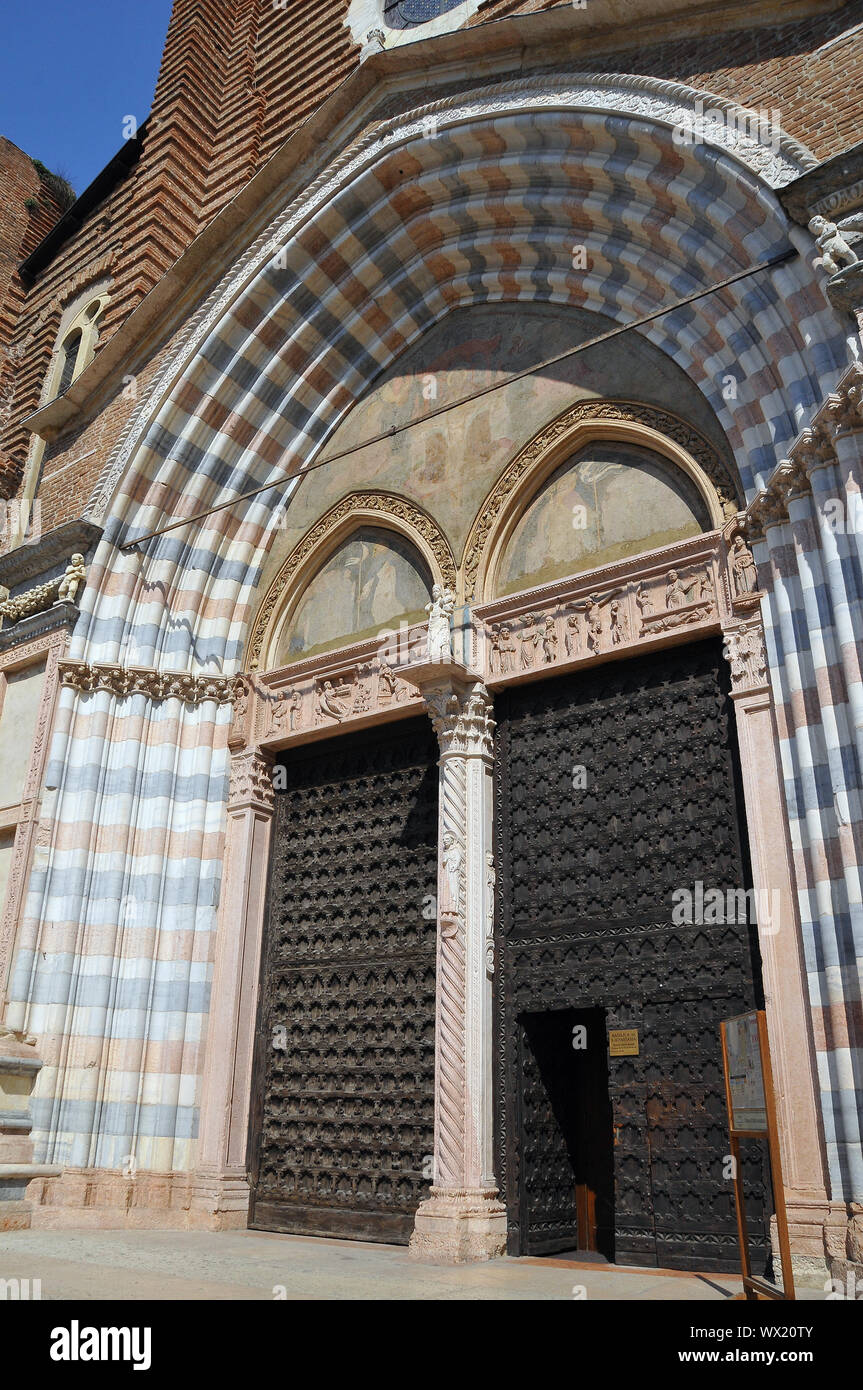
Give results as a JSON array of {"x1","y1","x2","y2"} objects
[
  {"x1": 58, "y1": 660, "x2": 235, "y2": 704},
  {"x1": 519, "y1": 614, "x2": 541, "y2": 669},
  {"x1": 425, "y1": 682, "x2": 495, "y2": 758},
  {"x1": 489, "y1": 625, "x2": 516, "y2": 674},
  {"x1": 0, "y1": 554, "x2": 88, "y2": 626},
  {"x1": 246, "y1": 493, "x2": 457, "y2": 670},
  {"x1": 228, "y1": 749, "x2": 275, "y2": 811},
  {"x1": 408, "y1": 668, "x2": 504, "y2": 1262},
  {"x1": 485, "y1": 852, "x2": 496, "y2": 976},
  {"x1": 808, "y1": 214, "x2": 863, "y2": 277},
  {"x1": 729, "y1": 534, "x2": 758, "y2": 597},
  {"x1": 315, "y1": 678, "x2": 352, "y2": 724},
  {"x1": 272, "y1": 687, "x2": 303, "y2": 732},
  {"x1": 638, "y1": 566, "x2": 716, "y2": 633},
  {"x1": 57, "y1": 554, "x2": 87, "y2": 604},
  {"x1": 609, "y1": 598, "x2": 629, "y2": 645},
  {"x1": 426, "y1": 584, "x2": 455, "y2": 662},
  {"x1": 541, "y1": 614, "x2": 558, "y2": 662},
  {"x1": 563, "y1": 610, "x2": 581, "y2": 656},
  {"x1": 377, "y1": 653, "x2": 410, "y2": 705},
  {"x1": 723, "y1": 620, "x2": 768, "y2": 693}
]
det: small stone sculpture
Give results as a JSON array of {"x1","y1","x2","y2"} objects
[
  {"x1": 808, "y1": 214, "x2": 863, "y2": 277},
  {"x1": 426, "y1": 584, "x2": 455, "y2": 662},
  {"x1": 730, "y1": 535, "x2": 758, "y2": 597},
  {"x1": 58, "y1": 553, "x2": 87, "y2": 604}
]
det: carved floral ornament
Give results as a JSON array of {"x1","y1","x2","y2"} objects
[
  {"x1": 461, "y1": 399, "x2": 741, "y2": 603},
  {"x1": 246, "y1": 492, "x2": 458, "y2": 672}
]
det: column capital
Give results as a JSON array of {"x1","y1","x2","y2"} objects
[
  {"x1": 228, "y1": 747, "x2": 275, "y2": 813},
  {"x1": 722, "y1": 617, "x2": 769, "y2": 697},
  {"x1": 401, "y1": 659, "x2": 494, "y2": 757}
]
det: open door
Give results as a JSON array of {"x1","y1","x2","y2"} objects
[{"x1": 518, "y1": 1007, "x2": 614, "y2": 1257}]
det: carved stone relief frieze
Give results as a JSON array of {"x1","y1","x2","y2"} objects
[
  {"x1": 480, "y1": 542, "x2": 722, "y2": 688},
  {"x1": 257, "y1": 642, "x2": 423, "y2": 747}
]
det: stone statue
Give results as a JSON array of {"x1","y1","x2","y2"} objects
[
  {"x1": 808, "y1": 214, "x2": 863, "y2": 277},
  {"x1": 57, "y1": 553, "x2": 87, "y2": 604},
  {"x1": 730, "y1": 535, "x2": 758, "y2": 597},
  {"x1": 442, "y1": 830, "x2": 464, "y2": 915},
  {"x1": 426, "y1": 584, "x2": 455, "y2": 662}
]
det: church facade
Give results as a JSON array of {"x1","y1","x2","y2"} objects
[{"x1": 1, "y1": 0, "x2": 862, "y2": 1284}]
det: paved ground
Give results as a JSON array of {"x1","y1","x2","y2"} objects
[{"x1": 0, "y1": 1228, "x2": 826, "y2": 1300}]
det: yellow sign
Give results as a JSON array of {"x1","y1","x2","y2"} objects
[{"x1": 609, "y1": 1029, "x2": 639, "y2": 1056}]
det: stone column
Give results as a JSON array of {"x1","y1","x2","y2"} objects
[
  {"x1": 404, "y1": 660, "x2": 506, "y2": 1262},
  {"x1": 722, "y1": 616, "x2": 831, "y2": 1284},
  {"x1": 190, "y1": 746, "x2": 275, "y2": 1229}
]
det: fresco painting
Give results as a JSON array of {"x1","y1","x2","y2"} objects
[
  {"x1": 496, "y1": 443, "x2": 711, "y2": 596},
  {"x1": 277, "y1": 526, "x2": 433, "y2": 662}
]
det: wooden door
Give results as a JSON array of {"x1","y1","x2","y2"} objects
[
  {"x1": 247, "y1": 718, "x2": 438, "y2": 1243},
  {"x1": 495, "y1": 639, "x2": 768, "y2": 1270}
]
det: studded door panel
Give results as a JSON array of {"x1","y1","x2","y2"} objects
[
  {"x1": 494, "y1": 640, "x2": 767, "y2": 1270},
  {"x1": 248, "y1": 719, "x2": 438, "y2": 1244}
]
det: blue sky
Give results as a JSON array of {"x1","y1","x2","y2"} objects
[{"x1": 0, "y1": 1, "x2": 175, "y2": 195}]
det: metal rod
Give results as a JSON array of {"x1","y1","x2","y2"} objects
[{"x1": 120, "y1": 246, "x2": 797, "y2": 552}]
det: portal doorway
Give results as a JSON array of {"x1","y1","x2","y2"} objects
[
  {"x1": 494, "y1": 638, "x2": 768, "y2": 1270},
  {"x1": 247, "y1": 717, "x2": 438, "y2": 1243},
  {"x1": 518, "y1": 1006, "x2": 614, "y2": 1258}
]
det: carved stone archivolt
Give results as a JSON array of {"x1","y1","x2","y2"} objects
[
  {"x1": 246, "y1": 492, "x2": 457, "y2": 671},
  {"x1": 462, "y1": 399, "x2": 740, "y2": 601},
  {"x1": 59, "y1": 661, "x2": 235, "y2": 704}
]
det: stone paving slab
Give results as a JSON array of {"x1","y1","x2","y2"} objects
[{"x1": 0, "y1": 1228, "x2": 804, "y2": 1300}]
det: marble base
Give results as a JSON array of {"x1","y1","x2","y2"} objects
[{"x1": 409, "y1": 1188, "x2": 507, "y2": 1264}]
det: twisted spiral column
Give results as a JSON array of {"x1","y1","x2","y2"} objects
[{"x1": 406, "y1": 664, "x2": 506, "y2": 1262}]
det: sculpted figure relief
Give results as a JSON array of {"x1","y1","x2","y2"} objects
[
  {"x1": 58, "y1": 553, "x2": 87, "y2": 605},
  {"x1": 564, "y1": 611, "x2": 581, "y2": 656}
]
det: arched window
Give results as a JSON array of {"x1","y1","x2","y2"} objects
[
  {"x1": 56, "y1": 329, "x2": 83, "y2": 396},
  {"x1": 383, "y1": 0, "x2": 465, "y2": 29},
  {"x1": 275, "y1": 526, "x2": 434, "y2": 664},
  {"x1": 496, "y1": 441, "x2": 713, "y2": 598},
  {"x1": 45, "y1": 286, "x2": 110, "y2": 402}
]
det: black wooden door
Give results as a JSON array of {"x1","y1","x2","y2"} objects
[
  {"x1": 494, "y1": 639, "x2": 767, "y2": 1271},
  {"x1": 248, "y1": 718, "x2": 438, "y2": 1243}
]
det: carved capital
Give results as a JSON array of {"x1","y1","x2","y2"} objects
[
  {"x1": 772, "y1": 455, "x2": 813, "y2": 506},
  {"x1": 745, "y1": 488, "x2": 788, "y2": 542},
  {"x1": 228, "y1": 749, "x2": 275, "y2": 812},
  {"x1": 818, "y1": 362, "x2": 863, "y2": 440},
  {"x1": 426, "y1": 681, "x2": 495, "y2": 758},
  {"x1": 59, "y1": 660, "x2": 235, "y2": 705},
  {"x1": 722, "y1": 619, "x2": 768, "y2": 694}
]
